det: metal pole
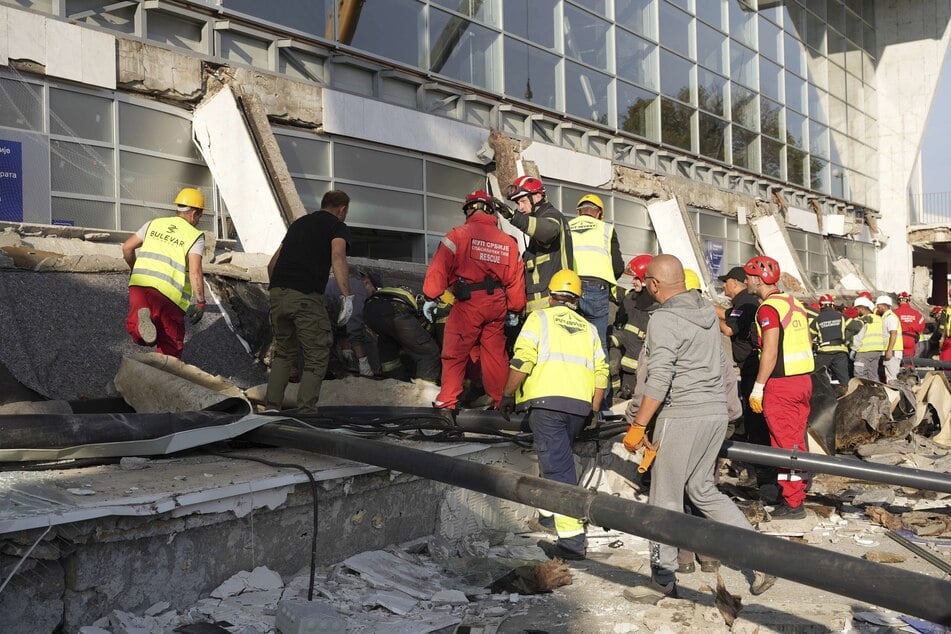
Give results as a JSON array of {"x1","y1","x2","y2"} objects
[
  {"x1": 721, "y1": 441, "x2": 951, "y2": 494},
  {"x1": 247, "y1": 422, "x2": 951, "y2": 626}
]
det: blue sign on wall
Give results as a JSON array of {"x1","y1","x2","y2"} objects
[
  {"x1": 0, "y1": 140, "x2": 23, "y2": 222},
  {"x1": 704, "y1": 239, "x2": 725, "y2": 277}
]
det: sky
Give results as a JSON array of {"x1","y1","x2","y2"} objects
[{"x1": 921, "y1": 47, "x2": 951, "y2": 195}]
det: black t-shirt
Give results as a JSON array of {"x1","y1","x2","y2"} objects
[
  {"x1": 725, "y1": 289, "x2": 759, "y2": 363},
  {"x1": 269, "y1": 210, "x2": 351, "y2": 294}
]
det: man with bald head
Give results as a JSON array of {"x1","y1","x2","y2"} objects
[{"x1": 623, "y1": 255, "x2": 772, "y2": 602}]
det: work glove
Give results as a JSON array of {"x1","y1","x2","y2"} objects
[
  {"x1": 338, "y1": 295, "x2": 354, "y2": 326},
  {"x1": 585, "y1": 410, "x2": 604, "y2": 431},
  {"x1": 422, "y1": 300, "x2": 439, "y2": 323},
  {"x1": 493, "y1": 197, "x2": 515, "y2": 220},
  {"x1": 749, "y1": 382, "x2": 765, "y2": 414},
  {"x1": 505, "y1": 312, "x2": 521, "y2": 328},
  {"x1": 499, "y1": 393, "x2": 516, "y2": 421},
  {"x1": 185, "y1": 302, "x2": 205, "y2": 325},
  {"x1": 623, "y1": 424, "x2": 646, "y2": 453}
]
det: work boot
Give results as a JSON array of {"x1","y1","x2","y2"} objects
[
  {"x1": 676, "y1": 561, "x2": 696, "y2": 574},
  {"x1": 699, "y1": 559, "x2": 720, "y2": 573},
  {"x1": 750, "y1": 571, "x2": 777, "y2": 595},
  {"x1": 622, "y1": 579, "x2": 678, "y2": 604},
  {"x1": 527, "y1": 514, "x2": 556, "y2": 535},
  {"x1": 536, "y1": 539, "x2": 585, "y2": 561},
  {"x1": 136, "y1": 307, "x2": 156, "y2": 345},
  {"x1": 769, "y1": 502, "x2": 807, "y2": 520}
]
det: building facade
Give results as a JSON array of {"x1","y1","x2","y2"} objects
[{"x1": 0, "y1": 0, "x2": 949, "y2": 295}]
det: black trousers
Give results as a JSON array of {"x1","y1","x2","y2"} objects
[
  {"x1": 364, "y1": 298, "x2": 440, "y2": 382},
  {"x1": 815, "y1": 350, "x2": 849, "y2": 386}
]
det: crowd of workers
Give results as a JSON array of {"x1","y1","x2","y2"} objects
[{"x1": 122, "y1": 182, "x2": 951, "y2": 604}]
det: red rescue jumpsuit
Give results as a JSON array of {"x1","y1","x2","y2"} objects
[
  {"x1": 423, "y1": 212, "x2": 525, "y2": 408},
  {"x1": 894, "y1": 303, "x2": 924, "y2": 360}
]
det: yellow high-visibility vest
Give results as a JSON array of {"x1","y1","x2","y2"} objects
[
  {"x1": 856, "y1": 314, "x2": 886, "y2": 353},
  {"x1": 568, "y1": 215, "x2": 616, "y2": 286},
  {"x1": 880, "y1": 309, "x2": 903, "y2": 351},
  {"x1": 755, "y1": 292, "x2": 815, "y2": 377},
  {"x1": 129, "y1": 215, "x2": 202, "y2": 311}
]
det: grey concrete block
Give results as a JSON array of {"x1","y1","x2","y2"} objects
[{"x1": 275, "y1": 599, "x2": 346, "y2": 634}]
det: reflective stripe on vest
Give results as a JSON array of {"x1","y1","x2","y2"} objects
[
  {"x1": 569, "y1": 216, "x2": 615, "y2": 284},
  {"x1": 857, "y1": 314, "x2": 886, "y2": 352},
  {"x1": 813, "y1": 308, "x2": 847, "y2": 353},
  {"x1": 756, "y1": 293, "x2": 815, "y2": 377},
  {"x1": 129, "y1": 216, "x2": 202, "y2": 311},
  {"x1": 882, "y1": 309, "x2": 903, "y2": 350},
  {"x1": 515, "y1": 305, "x2": 603, "y2": 405},
  {"x1": 375, "y1": 286, "x2": 419, "y2": 311}
]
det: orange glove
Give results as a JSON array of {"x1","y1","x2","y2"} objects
[
  {"x1": 749, "y1": 382, "x2": 765, "y2": 414},
  {"x1": 623, "y1": 424, "x2": 646, "y2": 453},
  {"x1": 637, "y1": 444, "x2": 658, "y2": 473}
]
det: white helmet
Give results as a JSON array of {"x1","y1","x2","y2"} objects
[
  {"x1": 854, "y1": 297, "x2": 875, "y2": 310},
  {"x1": 875, "y1": 295, "x2": 893, "y2": 307}
]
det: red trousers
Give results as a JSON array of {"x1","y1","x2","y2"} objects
[
  {"x1": 126, "y1": 285, "x2": 185, "y2": 358},
  {"x1": 940, "y1": 338, "x2": 951, "y2": 362},
  {"x1": 435, "y1": 291, "x2": 508, "y2": 408},
  {"x1": 763, "y1": 373, "x2": 812, "y2": 508}
]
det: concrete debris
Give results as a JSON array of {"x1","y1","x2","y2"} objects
[
  {"x1": 430, "y1": 589, "x2": 469, "y2": 605},
  {"x1": 360, "y1": 590, "x2": 418, "y2": 615},
  {"x1": 67, "y1": 488, "x2": 97, "y2": 496},
  {"x1": 340, "y1": 550, "x2": 444, "y2": 600},
  {"x1": 276, "y1": 599, "x2": 347, "y2": 634},
  {"x1": 864, "y1": 550, "x2": 907, "y2": 563},
  {"x1": 119, "y1": 457, "x2": 150, "y2": 471},
  {"x1": 143, "y1": 601, "x2": 170, "y2": 616}
]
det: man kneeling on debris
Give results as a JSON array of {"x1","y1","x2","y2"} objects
[
  {"x1": 122, "y1": 187, "x2": 208, "y2": 358},
  {"x1": 500, "y1": 269, "x2": 609, "y2": 561},
  {"x1": 622, "y1": 255, "x2": 774, "y2": 602}
]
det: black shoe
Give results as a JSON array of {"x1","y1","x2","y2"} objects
[
  {"x1": 623, "y1": 580, "x2": 678, "y2": 604},
  {"x1": 699, "y1": 559, "x2": 720, "y2": 573},
  {"x1": 770, "y1": 503, "x2": 807, "y2": 520},
  {"x1": 537, "y1": 539, "x2": 586, "y2": 561},
  {"x1": 526, "y1": 516, "x2": 556, "y2": 535},
  {"x1": 676, "y1": 561, "x2": 695, "y2": 574}
]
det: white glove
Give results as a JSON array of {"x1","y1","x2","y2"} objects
[
  {"x1": 422, "y1": 300, "x2": 438, "y2": 323},
  {"x1": 338, "y1": 295, "x2": 354, "y2": 326},
  {"x1": 358, "y1": 357, "x2": 373, "y2": 377},
  {"x1": 506, "y1": 312, "x2": 520, "y2": 327}
]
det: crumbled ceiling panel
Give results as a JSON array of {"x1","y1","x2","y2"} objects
[
  {"x1": 749, "y1": 214, "x2": 810, "y2": 293},
  {"x1": 647, "y1": 198, "x2": 707, "y2": 291},
  {"x1": 192, "y1": 86, "x2": 288, "y2": 255},
  {"x1": 519, "y1": 142, "x2": 613, "y2": 188}
]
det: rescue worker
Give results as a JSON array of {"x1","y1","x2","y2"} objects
[
  {"x1": 809, "y1": 294, "x2": 849, "y2": 386},
  {"x1": 942, "y1": 300, "x2": 951, "y2": 361},
  {"x1": 894, "y1": 292, "x2": 925, "y2": 361},
  {"x1": 423, "y1": 190, "x2": 525, "y2": 410},
  {"x1": 927, "y1": 305, "x2": 946, "y2": 359},
  {"x1": 325, "y1": 270, "x2": 374, "y2": 376},
  {"x1": 122, "y1": 187, "x2": 208, "y2": 359},
  {"x1": 745, "y1": 255, "x2": 814, "y2": 520},
  {"x1": 613, "y1": 254, "x2": 655, "y2": 399},
  {"x1": 622, "y1": 255, "x2": 774, "y2": 602},
  {"x1": 875, "y1": 295, "x2": 902, "y2": 383},
  {"x1": 850, "y1": 296, "x2": 885, "y2": 381},
  {"x1": 363, "y1": 278, "x2": 440, "y2": 385},
  {"x1": 568, "y1": 193, "x2": 625, "y2": 359},
  {"x1": 496, "y1": 175, "x2": 573, "y2": 314},
  {"x1": 500, "y1": 269, "x2": 609, "y2": 560}
]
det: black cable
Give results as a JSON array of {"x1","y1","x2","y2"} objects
[{"x1": 208, "y1": 451, "x2": 319, "y2": 602}]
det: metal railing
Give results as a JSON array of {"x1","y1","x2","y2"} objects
[{"x1": 909, "y1": 191, "x2": 951, "y2": 225}]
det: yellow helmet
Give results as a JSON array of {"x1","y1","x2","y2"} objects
[
  {"x1": 549, "y1": 269, "x2": 582, "y2": 298},
  {"x1": 684, "y1": 268, "x2": 701, "y2": 291},
  {"x1": 175, "y1": 187, "x2": 205, "y2": 210},
  {"x1": 576, "y1": 194, "x2": 604, "y2": 214}
]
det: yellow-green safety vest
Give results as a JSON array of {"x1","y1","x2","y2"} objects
[
  {"x1": 568, "y1": 215, "x2": 617, "y2": 287},
  {"x1": 129, "y1": 215, "x2": 202, "y2": 311},
  {"x1": 375, "y1": 286, "x2": 419, "y2": 311},
  {"x1": 856, "y1": 314, "x2": 886, "y2": 353},
  {"x1": 756, "y1": 292, "x2": 815, "y2": 377},
  {"x1": 881, "y1": 309, "x2": 903, "y2": 352}
]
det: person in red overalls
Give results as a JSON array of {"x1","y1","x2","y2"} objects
[
  {"x1": 423, "y1": 190, "x2": 526, "y2": 409},
  {"x1": 893, "y1": 291, "x2": 924, "y2": 360}
]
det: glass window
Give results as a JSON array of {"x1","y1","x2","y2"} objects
[
  {"x1": 69, "y1": 1, "x2": 136, "y2": 33},
  {"x1": 291, "y1": 176, "x2": 333, "y2": 210},
  {"x1": 503, "y1": 0, "x2": 556, "y2": 49},
  {"x1": 426, "y1": 195, "x2": 464, "y2": 235},
  {"x1": 430, "y1": 9, "x2": 499, "y2": 90},
  {"x1": 121, "y1": 203, "x2": 168, "y2": 232},
  {"x1": 759, "y1": 58, "x2": 782, "y2": 103},
  {"x1": 431, "y1": 0, "x2": 500, "y2": 26},
  {"x1": 615, "y1": 222, "x2": 656, "y2": 257},
  {"x1": 732, "y1": 125, "x2": 757, "y2": 171},
  {"x1": 759, "y1": 15, "x2": 781, "y2": 62},
  {"x1": 729, "y1": 40, "x2": 757, "y2": 89},
  {"x1": 51, "y1": 140, "x2": 115, "y2": 197},
  {"x1": 698, "y1": 68, "x2": 726, "y2": 116},
  {"x1": 119, "y1": 151, "x2": 211, "y2": 203},
  {"x1": 784, "y1": 32, "x2": 804, "y2": 77},
  {"x1": 425, "y1": 161, "x2": 483, "y2": 198},
  {"x1": 275, "y1": 134, "x2": 331, "y2": 177},
  {"x1": 335, "y1": 144, "x2": 423, "y2": 190},
  {"x1": 808, "y1": 85, "x2": 828, "y2": 124},
  {"x1": 696, "y1": 0, "x2": 724, "y2": 31},
  {"x1": 660, "y1": 98, "x2": 693, "y2": 152},
  {"x1": 761, "y1": 97, "x2": 782, "y2": 139},
  {"x1": 53, "y1": 198, "x2": 115, "y2": 230},
  {"x1": 811, "y1": 158, "x2": 829, "y2": 192},
  {"x1": 564, "y1": 4, "x2": 610, "y2": 70},
  {"x1": 697, "y1": 22, "x2": 726, "y2": 73},
  {"x1": 660, "y1": 49, "x2": 693, "y2": 103},
  {"x1": 0, "y1": 78, "x2": 43, "y2": 131},
  {"x1": 504, "y1": 38, "x2": 558, "y2": 109},
  {"x1": 699, "y1": 112, "x2": 727, "y2": 161},
  {"x1": 785, "y1": 72, "x2": 805, "y2": 114},
  {"x1": 805, "y1": 10, "x2": 825, "y2": 54},
  {"x1": 119, "y1": 102, "x2": 200, "y2": 160},
  {"x1": 618, "y1": 81, "x2": 659, "y2": 141},
  {"x1": 616, "y1": 0, "x2": 656, "y2": 40},
  {"x1": 809, "y1": 119, "x2": 829, "y2": 157},
  {"x1": 219, "y1": 31, "x2": 270, "y2": 68},
  {"x1": 761, "y1": 137, "x2": 782, "y2": 178},
  {"x1": 350, "y1": 0, "x2": 423, "y2": 66},
  {"x1": 827, "y1": 2, "x2": 845, "y2": 34},
  {"x1": 727, "y1": 1, "x2": 756, "y2": 48},
  {"x1": 786, "y1": 110, "x2": 806, "y2": 149},
  {"x1": 616, "y1": 29, "x2": 657, "y2": 90},
  {"x1": 565, "y1": 62, "x2": 610, "y2": 124},
  {"x1": 350, "y1": 227, "x2": 425, "y2": 263},
  {"x1": 147, "y1": 11, "x2": 205, "y2": 53},
  {"x1": 787, "y1": 146, "x2": 807, "y2": 187},
  {"x1": 570, "y1": 0, "x2": 606, "y2": 13},
  {"x1": 731, "y1": 82, "x2": 758, "y2": 130},
  {"x1": 659, "y1": 2, "x2": 692, "y2": 59},
  {"x1": 343, "y1": 184, "x2": 424, "y2": 231},
  {"x1": 221, "y1": 0, "x2": 330, "y2": 36},
  {"x1": 49, "y1": 89, "x2": 112, "y2": 142}
]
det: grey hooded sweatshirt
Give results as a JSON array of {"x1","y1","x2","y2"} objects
[{"x1": 642, "y1": 289, "x2": 728, "y2": 420}]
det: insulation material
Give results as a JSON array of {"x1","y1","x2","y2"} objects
[
  {"x1": 749, "y1": 214, "x2": 806, "y2": 288},
  {"x1": 919, "y1": 372, "x2": 951, "y2": 447},
  {"x1": 114, "y1": 353, "x2": 248, "y2": 413},
  {"x1": 520, "y1": 141, "x2": 613, "y2": 187},
  {"x1": 192, "y1": 86, "x2": 287, "y2": 255},
  {"x1": 646, "y1": 198, "x2": 704, "y2": 279}
]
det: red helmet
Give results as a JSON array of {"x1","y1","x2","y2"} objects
[
  {"x1": 506, "y1": 175, "x2": 545, "y2": 201},
  {"x1": 463, "y1": 189, "x2": 493, "y2": 214},
  {"x1": 626, "y1": 254, "x2": 653, "y2": 281},
  {"x1": 819, "y1": 294, "x2": 835, "y2": 306},
  {"x1": 858, "y1": 291, "x2": 873, "y2": 300},
  {"x1": 743, "y1": 255, "x2": 781, "y2": 285},
  {"x1": 932, "y1": 306, "x2": 945, "y2": 318},
  {"x1": 898, "y1": 291, "x2": 911, "y2": 303}
]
